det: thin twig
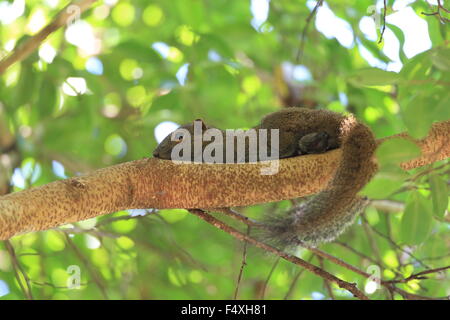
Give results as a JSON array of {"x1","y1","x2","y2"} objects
[
  {"x1": 260, "y1": 257, "x2": 280, "y2": 299},
  {"x1": 334, "y1": 241, "x2": 380, "y2": 265},
  {"x1": 317, "y1": 255, "x2": 335, "y2": 300},
  {"x1": 4, "y1": 241, "x2": 33, "y2": 300},
  {"x1": 213, "y1": 207, "x2": 263, "y2": 228},
  {"x1": 386, "y1": 265, "x2": 450, "y2": 284},
  {"x1": 378, "y1": 0, "x2": 387, "y2": 44},
  {"x1": 64, "y1": 233, "x2": 109, "y2": 299},
  {"x1": 296, "y1": 0, "x2": 324, "y2": 64},
  {"x1": 234, "y1": 226, "x2": 250, "y2": 300},
  {"x1": 31, "y1": 280, "x2": 89, "y2": 289},
  {"x1": 421, "y1": 0, "x2": 450, "y2": 23},
  {"x1": 283, "y1": 255, "x2": 313, "y2": 299},
  {"x1": 362, "y1": 216, "x2": 430, "y2": 269},
  {"x1": 188, "y1": 209, "x2": 370, "y2": 300},
  {"x1": 212, "y1": 208, "x2": 373, "y2": 280},
  {"x1": 308, "y1": 246, "x2": 372, "y2": 279}
]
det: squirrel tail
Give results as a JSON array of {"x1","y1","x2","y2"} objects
[{"x1": 261, "y1": 115, "x2": 377, "y2": 248}]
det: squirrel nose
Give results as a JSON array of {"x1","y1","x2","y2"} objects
[{"x1": 153, "y1": 150, "x2": 159, "y2": 158}]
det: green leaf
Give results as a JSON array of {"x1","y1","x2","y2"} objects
[
  {"x1": 358, "y1": 38, "x2": 391, "y2": 63},
  {"x1": 427, "y1": 16, "x2": 445, "y2": 46},
  {"x1": 14, "y1": 62, "x2": 38, "y2": 108},
  {"x1": 348, "y1": 68, "x2": 400, "y2": 87},
  {"x1": 400, "y1": 93, "x2": 434, "y2": 139},
  {"x1": 429, "y1": 173, "x2": 448, "y2": 219},
  {"x1": 151, "y1": 90, "x2": 181, "y2": 112},
  {"x1": 399, "y1": 50, "x2": 432, "y2": 81},
  {"x1": 386, "y1": 24, "x2": 408, "y2": 63},
  {"x1": 116, "y1": 41, "x2": 162, "y2": 64},
  {"x1": 363, "y1": 177, "x2": 403, "y2": 199},
  {"x1": 362, "y1": 167, "x2": 409, "y2": 199},
  {"x1": 35, "y1": 78, "x2": 57, "y2": 119},
  {"x1": 159, "y1": 209, "x2": 188, "y2": 223},
  {"x1": 432, "y1": 91, "x2": 450, "y2": 122},
  {"x1": 400, "y1": 192, "x2": 433, "y2": 245},
  {"x1": 175, "y1": 0, "x2": 205, "y2": 28},
  {"x1": 431, "y1": 47, "x2": 450, "y2": 71},
  {"x1": 376, "y1": 138, "x2": 421, "y2": 166}
]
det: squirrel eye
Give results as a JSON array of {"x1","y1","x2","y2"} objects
[{"x1": 175, "y1": 135, "x2": 184, "y2": 142}]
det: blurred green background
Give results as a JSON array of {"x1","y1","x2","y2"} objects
[{"x1": 0, "y1": 0, "x2": 448, "y2": 299}]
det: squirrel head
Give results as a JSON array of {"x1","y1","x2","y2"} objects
[{"x1": 153, "y1": 119, "x2": 209, "y2": 160}]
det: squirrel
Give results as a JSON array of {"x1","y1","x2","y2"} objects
[{"x1": 153, "y1": 107, "x2": 377, "y2": 247}]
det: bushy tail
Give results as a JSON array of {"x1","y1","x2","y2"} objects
[{"x1": 261, "y1": 115, "x2": 377, "y2": 248}]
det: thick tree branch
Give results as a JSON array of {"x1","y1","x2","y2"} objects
[{"x1": 0, "y1": 120, "x2": 448, "y2": 240}]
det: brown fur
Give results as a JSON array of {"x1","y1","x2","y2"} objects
[
  {"x1": 260, "y1": 108, "x2": 377, "y2": 247},
  {"x1": 153, "y1": 107, "x2": 377, "y2": 247}
]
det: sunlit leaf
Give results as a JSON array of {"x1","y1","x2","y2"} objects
[
  {"x1": 348, "y1": 68, "x2": 400, "y2": 87},
  {"x1": 400, "y1": 191, "x2": 433, "y2": 245},
  {"x1": 429, "y1": 173, "x2": 448, "y2": 219}
]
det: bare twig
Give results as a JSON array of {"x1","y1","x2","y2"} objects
[
  {"x1": 370, "y1": 200, "x2": 404, "y2": 213},
  {"x1": 296, "y1": 0, "x2": 324, "y2": 64},
  {"x1": 213, "y1": 207, "x2": 263, "y2": 228},
  {"x1": 283, "y1": 255, "x2": 313, "y2": 299},
  {"x1": 308, "y1": 246, "x2": 372, "y2": 279},
  {"x1": 334, "y1": 241, "x2": 379, "y2": 265},
  {"x1": 386, "y1": 265, "x2": 450, "y2": 284},
  {"x1": 362, "y1": 216, "x2": 430, "y2": 269},
  {"x1": 260, "y1": 257, "x2": 280, "y2": 299},
  {"x1": 378, "y1": 0, "x2": 387, "y2": 43},
  {"x1": 421, "y1": 0, "x2": 450, "y2": 23},
  {"x1": 4, "y1": 240, "x2": 33, "y2": 299},
  {"x1": 188, "y1": 209, "x2": 369, "y2": 300},
  {"x1": 317, "y1": 255, "x2": 335, "y2": 299},
  {"x1": 64, "y1": 233, "x2": 109, "y2": 299},
  {"x1": 234, "y1": 226, "x2": 250, "y2": 300}
]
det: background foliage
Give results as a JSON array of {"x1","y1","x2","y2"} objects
[{"x1": 0, "y1": 0, "x2": 448, "y2": 299}]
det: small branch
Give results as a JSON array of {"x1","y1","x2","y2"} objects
[
  {"x1": 260, "y1": 257, "x2": 280, "y2": 299},
  {"x1": 317, "y1": 255, "x2": 335, "y2": 300},
  {"x1": 213, "y1": 207, "x2": 263, "y2": 228},
  {"x1": 362, "y1": 216, "x2": 430, "y2": 269},
  {"x1": 334, "y1": 241, "x2": 379, "y2": 265},
  {"x1": 234, "y1": 226, "x2": 250, "y2": 300},
  {"x1": 64, "y1": 233, "x2": 109, "y2": 299},
  {"x1": 283, "y1": 256, "x2": 312, "y2": 299},
  {"x1": 4, "y1": 240, "x2": 34, "y2": 299},
  {"x1": 378, "y1": 0, "x2": 387, "y2": 44},
  {"x1": 386, "y1": 265, "x2": 450, "y2": 284},
  {"x1": 421, "y1": 0, "x2": 450, "y2": 23},
  {"x1": 31, "y1": 280, "x2": 89, "y2": 289},
  {"x1": 0, "y1": 0, "x2": 98, "y2": 75},
  {"x1": 296, "y1": 0, "x2": 324, "y2": 64},
  {"x1": 188, "y1": 209, "x2": 369, "y2": 300},
  {"x1": 370, "y1": 199, "x2": 404, "y2": 213},
  {"x1": 308, "y1": 246, "x2": 372, "y2": 279}
]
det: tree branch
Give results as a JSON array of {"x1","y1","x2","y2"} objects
[
  {"x1": 0, "y1": 120, "x2": 448, "y2": 240},
  {"x1": 0, "y1": 0, "x2": 98, "y2": 75}
]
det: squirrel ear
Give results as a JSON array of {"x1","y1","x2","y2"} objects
[{"x1": 194, "y1": 118, "x2": 207, "y2": 130}]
